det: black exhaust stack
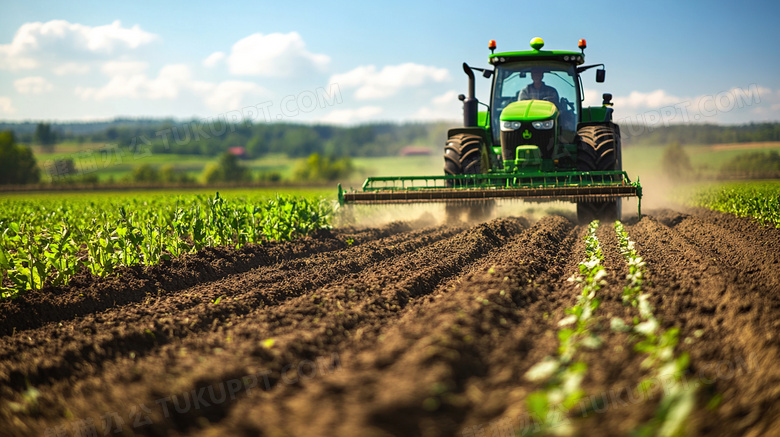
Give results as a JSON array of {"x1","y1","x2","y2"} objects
[{"x1": 460, "y1": 63, "x2": 478, "y2": 127}]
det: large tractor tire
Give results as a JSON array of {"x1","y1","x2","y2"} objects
[
  {"x1": 576, "y1": 125, "x2": 621, "y2": 224},
  {"x1": 444, "y1": 133, "x2": 483, "y2": 186},
  {"x1": 443, "y1": 133, "x2": 494, "y2": 221}
]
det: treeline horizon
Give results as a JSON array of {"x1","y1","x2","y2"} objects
[
  {"x1": 2, "y1": 119, "x2": 452, "y2": 158},
  {"x1": 1, "y1": 119, "x2": 779, "y2": 159}
]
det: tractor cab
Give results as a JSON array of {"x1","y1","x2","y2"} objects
[
  {"x1": 491, "y1": 61, "x2": 580, "y2": 146},
  {"x1": 487, "y1": 37, "x2": 592, "y2": 170},
  {"x1": 491, "y1": 61, "x2": 580, "y2": 165}
]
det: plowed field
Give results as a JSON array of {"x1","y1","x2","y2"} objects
[{"x1": 1, "y1": 209, "x2": 779, "y2": 437}]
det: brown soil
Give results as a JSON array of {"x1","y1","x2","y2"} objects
[{"x1": 0, "y1": 209, "x2": 778, "y2": 437}]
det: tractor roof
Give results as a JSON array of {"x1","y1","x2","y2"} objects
[{"x1": 488, "y1": 37, "x2": 585, "y2": 66}]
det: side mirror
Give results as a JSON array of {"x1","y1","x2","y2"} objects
[
  {"x1": 482, "y1": 70, "x2": 493, "y2": 78},
  {"x1": 596, "y1": 69, "x2": 606, "y2": 83}
]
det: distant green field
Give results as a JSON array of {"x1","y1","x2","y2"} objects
[
  {"x1": 352, "y1": 155, "x2": 441, "y2": 178},
  {"x1": 622, "y1": 142, "x2": 780, "y2": 180},
  {"x1": 31, "y1": 144, "x2": 443, "y2": 184},
  {"x1": 33, "y1": 149, "x2": 295, "y2": 183},
  {"x1": 29, "y1": 141, "x2": 780, "y2": 185}
]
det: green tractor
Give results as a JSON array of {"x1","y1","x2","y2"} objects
[{"x1": 339, "y1": 37, "x2": 641, "y2": 223}]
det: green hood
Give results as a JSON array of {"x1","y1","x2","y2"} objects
[{"x1": 500, "y1": 100, "x2": 559, "y2": 121}]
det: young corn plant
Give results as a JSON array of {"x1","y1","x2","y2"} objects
[
  {"x1": 523, "y1": 221, "x2": 605, "y2": 436},
  {"x1": 615, "y1": 221, "x2": 645, "y2": 305},
  {"x1": 4, "y1": 224, "x2": 53, "y2": 292},
  {"x1": 43, "y1": 223, "x2": 80, "y2": 287},
  {"x1": 612, "y1": 221, "x2": 696, "y2": 437}
]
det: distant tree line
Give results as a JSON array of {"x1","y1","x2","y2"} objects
[{"x1": 5, "y1": 120, "x2": 449, "y2": 159}]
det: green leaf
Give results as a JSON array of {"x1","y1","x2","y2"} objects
[
  {"x1": 526, "y1": 391, "x2": 549, "y2": 421},
  {"x1": 525, "y1": 357, "x2": 560, "y2": 382}
]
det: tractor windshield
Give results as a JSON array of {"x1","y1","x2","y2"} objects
[{"x1": 491, "y1": 61, "x2": 579, "y2": 144}]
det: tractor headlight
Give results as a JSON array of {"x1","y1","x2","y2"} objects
[
  {"x1": 501, "y1": 121, "x2": 522, "y2": 131},
  {"x1": 531, "y1": 120, "x2": 554, "y2": 130}
]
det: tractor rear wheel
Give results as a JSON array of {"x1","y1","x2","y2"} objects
[{"x1": 576, "y1": 125, "x2": 621, "y2": 224}]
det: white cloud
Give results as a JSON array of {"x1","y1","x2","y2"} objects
[
  {"x1": 413, "y1": 90, "x2": 461, "y2": 121},
  {"x1": 329, "y1": 63, "x2": 450, "y2": 100},
  {"x1": 0, "y1": 20, "x2": 156, "y2": 70},
  {"x1": 203, "y1": 51, "x2": 225, "y2": 68},
  {"x1": 432, "y1": 90, "x2": 460, "y2": 106},
  {"x1": 319, "y1": 106, "x2": 383, "y2": 125},
  {"x1": 101, "y1": 60, "x2": 148, "y2": 76},
  {"x1": 202, "y1": 81, "x2": 265, "y2": 112},
  {"x1": 76, "y1": 63, "x2": 265, "y2": 112},
  {"x1": 613, "y1": 89, "x2": 681, "y2": 109},
  {"x1": 145, "y1": 65, "x2": 196, "y2": 99},
  {"x1": 76, "y1": 63, "x2": 194, "y2": 100},
  {"x1": 588, "y1": 84, "x2": 777, "y2": 124},
  {"x1": 76, "y1": 75, "x2": 143, "y2": 100},
  {"x1": 582, "y1": 88, "x2": 603, "y2": 107},
  {"x1": 225, "y1": 32, "x2": 329, "y2": 76},
  {"x1": 0, "y1": 97, "x2": 16, "y2": 114},
  {"x1": 14, "y1": 76, "x2": 54, "y2": 94},
  {"x1": 52, "y1": 62, "x2": 90, "y2": 75}
]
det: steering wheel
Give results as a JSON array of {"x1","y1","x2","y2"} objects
[{"x1": 560, "y1": 97, "x2": 575, "y2": 111}]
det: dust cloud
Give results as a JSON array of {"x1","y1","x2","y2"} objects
[{"x1": 334, "y1": 200, "x2": 579, "y2": 229}]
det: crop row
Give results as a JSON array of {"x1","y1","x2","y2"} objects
[
  {"x1": 692, "y1": 181, "x2": 780, "y2": 227},
  {"x1": 522, "y1": 221, "x2": 697, "y2": 435},
  {"x1": 612, "y1": 221, "x2": 696, "y2": 437},
  {"x1": 0, "y1": 192, "x2": 333, "y2": 298}
]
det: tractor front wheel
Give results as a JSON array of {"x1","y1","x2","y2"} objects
[
  {"x1": 444, "y1": 133, "x2": 483, "y2": 187},
  {"x1": 576, "y1": 125, "x2": 621, "y2": 224},
  {"x1": 443, "y1": 133, "x2": 494, "y2": 221}
]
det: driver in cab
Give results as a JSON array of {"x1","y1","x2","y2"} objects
[{"x1": 517, "y1": 68, "x2": 559, "y2": 105}]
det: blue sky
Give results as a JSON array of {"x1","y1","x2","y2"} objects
[{"x1": 1, "y1": 0, "x2": 779, "y2": 125}]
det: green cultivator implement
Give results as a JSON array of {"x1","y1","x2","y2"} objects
[
  {"x1": 339, "y1": 37, "x2": 643, "y2": 222},
  {"x1": 339, "y1": 171, "x2": 640, "y2": 204}
]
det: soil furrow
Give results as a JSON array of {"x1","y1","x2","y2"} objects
[
  {"x1": 1, "y1": 209, "x2": 778, "y2": 437},
  {"x1": 0, "y1": 224, "x2": 464, "y2": 397},
  {"x1": 0, "y1": 220, "x2": 423, "y2": 338},
  {"x1": 1, "y1": 217, "x2": 525, "y2": 436},
  {"x1": 628, "y1": 214, "x2": 778, "y2": 437},
  {"x1": 191, "y1": 215, "x2": 575, "y2": 437}
]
